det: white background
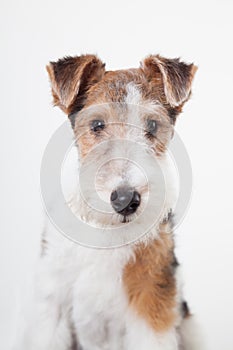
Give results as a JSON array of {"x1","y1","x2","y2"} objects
[{"x1": 1, "y1": 0, "x2": 233, "y2": 349}]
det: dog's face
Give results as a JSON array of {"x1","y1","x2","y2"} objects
[{"x1": 47, "y1": 55, "x2": 197, "y2": 229}]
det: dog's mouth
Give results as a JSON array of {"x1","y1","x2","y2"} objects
[{"x1": 120, "y1": 214, "x2": 133, "y2": 224}]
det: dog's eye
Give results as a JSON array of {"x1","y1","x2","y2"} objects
[
  {"x1": 91, "y1": 119, "x2": 105, "y2": 132},
  {"x1": 146, "y1": 119, "x2": 158, "y2": 137}
]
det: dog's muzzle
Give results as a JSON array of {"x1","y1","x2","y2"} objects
[{"x1": 110, "y1": 187, "x2": 141, "y2": 216}]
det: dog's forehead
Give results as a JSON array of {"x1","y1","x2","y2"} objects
[{"x1": 85, "y1": 68, "x2": 167, "y2": 108}]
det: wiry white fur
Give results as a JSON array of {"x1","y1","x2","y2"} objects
[
  {"x1": 179, "y1": 316, "x2": 205, "y2": 350},
  {"x1": 14, "y1": 84, "x2": 202, "y2": 350},
  {"x1": 124, "y1": 310, "x2": 180, "y2": 350}
]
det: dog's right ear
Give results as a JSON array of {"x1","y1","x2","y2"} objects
[{"x1": 46, "y1": 55, "x2": 105, "y2": 116}]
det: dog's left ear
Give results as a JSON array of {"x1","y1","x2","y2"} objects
[
  {"x1": 46, "y1": 55, "x2": 105, "y2": 116},
  {"x1": 141, "y1": 55, "x2": 197, "y2": 108}
]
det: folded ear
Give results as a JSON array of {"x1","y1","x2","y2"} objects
[
  {"x1": 141, "y1": 55, "x2": 197, "y2": 107},
  {"x1": 46, "y1": 54, "x2": 105, "y2": 115}
]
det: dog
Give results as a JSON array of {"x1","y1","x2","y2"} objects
[{"x1": 15, "y1": 54, "x2": 202, "y2": 350}]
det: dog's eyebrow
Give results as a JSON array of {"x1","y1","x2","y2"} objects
[
  {"x1": 69, "y1": 103, "x2": 111, "y2": 128},
  {"x1": 137, "y1": 100, "x2": 168, "y2": 115},
  {"x1": 139, "y1": 103, "x2": 171, "y2": 124}
]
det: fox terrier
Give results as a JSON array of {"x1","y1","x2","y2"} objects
[{"x1": 15, "y1": 54, "x2": 202, "y2": 350}]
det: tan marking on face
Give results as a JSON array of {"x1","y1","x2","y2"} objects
[
  {"x1": 123, "y1": 225, "x2": 178, "y2": 332},
  {"x1": 141, "y1": 108, "x2": 173, "y2": 157},
  {"x1": 73, "y1": 70, "x2": 173, "y2": 160},
  {"x1": 74, "y1": 104, "x2": 128, "y2": 159}
]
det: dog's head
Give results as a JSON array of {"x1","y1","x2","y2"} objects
[{"x1": 47, "y1": 54, "x2": 197, "y2": 229}]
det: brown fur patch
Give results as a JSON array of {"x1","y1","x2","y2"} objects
[
  {"x1": 85, "y1": 68, "x2": 167, "y2": 108},
  {"x1": 46, "y1": 55, "x2": 105, "y2": 115},
  {"x1": 123, "y1": 225, "x2": 178, "y2": 332},
  {"x1": 142, "y1": 55, "x2": 197, "y2": 109}
]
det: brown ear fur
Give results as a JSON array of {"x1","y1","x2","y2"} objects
[
  {"x1": 141, "y1": 55, "x2": 197, "y2": 107},
  {"x1": 46, "y1": 55, "x2": 105, "y2": 114}
]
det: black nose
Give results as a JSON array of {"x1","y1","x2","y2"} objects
[{"x1": 110, "y1": 187, "x2": 141, "y2": 216}]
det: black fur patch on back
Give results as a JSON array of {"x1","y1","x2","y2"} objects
[{"x1": 181, "y1": 301, "x2": 191, "y2": 318}]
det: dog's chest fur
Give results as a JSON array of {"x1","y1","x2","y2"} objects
[
  {"x1": 43, "y1": 225, "x2": 179, "y2": 349},
  {"x1": 43, "y1": 227, "x2": 133, "y2": 348},
  {"x1": 71, "y1": 246, "x2": 134, "y2": 349}
]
